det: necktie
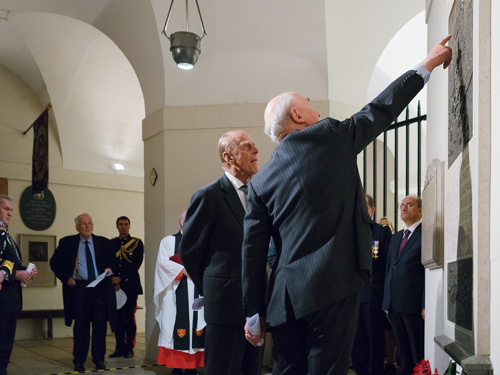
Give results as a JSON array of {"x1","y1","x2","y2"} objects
[
  {"x1": 239, "y1": 184, "x2": 248, "y2": 195},
  {"x1": 85, "y1": 241, "x2": 96, "y2": 282},
  {"x1": 397, "y1": 229, "x2": 410, "y2": 257}
]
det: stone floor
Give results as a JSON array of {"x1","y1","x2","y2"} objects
[
  {"x1": 7, "y1": 332, "x2": 366, "y2": 375},
  {"x1": 6, "y1": 333, "x2": 275, "y2": 375}
]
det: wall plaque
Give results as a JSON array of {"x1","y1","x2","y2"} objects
[
  {"x1": 422, "y1": 159, "x2": 444, "y2": 269},
  {"x1": 448, "y1": 0, "x2": 473, "y2": 167},
  {"x1": 19, "y1": 234, "x2": 57, "y2": 287},
  {"x1": 19, "y1": 186, "x2": 56, "y2": 231}
]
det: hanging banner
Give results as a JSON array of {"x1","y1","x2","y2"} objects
[{"x1": 32, "y1": 108, "x2": 49, "y2": 194}]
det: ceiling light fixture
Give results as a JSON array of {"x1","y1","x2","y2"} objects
[
  {"x1": 113, "y1": 163, "x2": 125, "y2": 171},
  {"x1": 161, "y1": 0, "x2": 207, "y2": 70}
]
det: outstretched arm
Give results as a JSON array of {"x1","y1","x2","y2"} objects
[{"x1": 419, "y1": 35, "x2": 453, "y2": 72}]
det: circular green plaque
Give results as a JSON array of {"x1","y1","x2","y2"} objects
[{"x1": 19, "y1": 186, "x2": 57, "y2": 231}]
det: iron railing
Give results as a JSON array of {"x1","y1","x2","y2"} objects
[{"x1": 361, "y1": 101, "x2": 426, "y2": 232}]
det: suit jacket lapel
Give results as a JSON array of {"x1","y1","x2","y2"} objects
[
  {"x1": 394, "y1": 224, "x2": 421, "y2": 264},
  {"x1": 220, "y1": 174, "x2": 245, "y2": 228}
]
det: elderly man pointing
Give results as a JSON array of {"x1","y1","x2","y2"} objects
[{"x1": 242, "y1": 36, "x2": 452, "y2": 375}]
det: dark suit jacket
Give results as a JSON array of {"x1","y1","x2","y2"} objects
[
  {"x1": 382, "y1": 224, "x2": 424, "y2": 313},
  {"x1": 241, "y1": 69, "x2": 425, "y2": 327},
  {"x1": 359, "y1": 222, "x2": 392, "y2": 304},
  {"x1": 50, "y1": 233, "x2": 118, "y2": 328},
  {"x1": 0, "y1": 230, "x2": 25, "y2": 312},
  {"x1": 110, "y1": 235, "x2": 144, "y2": 296},
  {"x1": 180, "y1": 174, "x2": 246, "y2": 326}
]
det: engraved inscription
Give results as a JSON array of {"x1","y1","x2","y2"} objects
[
  {"x1": 448, "y1": 0, "x2": 473, "y2": 167},
  {"x1": 447, "y1": 259, "x2": 473, "y2": 331}
]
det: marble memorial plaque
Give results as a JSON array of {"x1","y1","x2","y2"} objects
[
  {"x1": 447, "y1": 258, "x2": 473, "y2": 332},
  {"x1": 448, "y1": 0, "x2": 473, "y2": 167},
  {"x1": 422, "y1": 159, "x2": 444, "y2": 269},
  {"x1": 445, "y1": 0, "x2": 474, "y2": 355}
]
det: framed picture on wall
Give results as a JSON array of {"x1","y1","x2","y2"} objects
[{"x1": 19, "y1": 234, "x2": 57, "y2": 287}]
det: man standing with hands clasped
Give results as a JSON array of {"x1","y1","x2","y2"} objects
[
  {"x1": 382, "y1": 196, "x2": 424, "y2": 375},
  {"x1": 242, "y1": 36, "x2": 452, "y2": 375},
  {"x1": 180, "y1": 130, "x2": 263, "y2": 375},
  {"x1": 109, "y1": 216, "x2": 144, "y2": 359}
]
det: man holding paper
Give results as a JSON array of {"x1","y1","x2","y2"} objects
[
  {"x1": 50, "y1": 213, "x2": 117, "y2": 372},
  {"x1": 180, "y1": 130, "x2": 262, "y2": 375},
  {"x1": 0, "y1": 194, "x2": 38, "y2": 375}
]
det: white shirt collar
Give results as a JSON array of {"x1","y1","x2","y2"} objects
[
  {"x1": 225, "y1": 171, "x2": 245, "y2": 189},
  {"x1": 404, "y1": 219, "x2": 422, "y2": 234}
]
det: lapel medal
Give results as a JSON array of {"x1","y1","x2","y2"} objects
[{"x1": 372, "y1": 241, "x2": 379, "y2": 259}]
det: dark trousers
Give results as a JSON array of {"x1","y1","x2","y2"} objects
[
  {"x1": 271, "y1": 291, "x2": 360, "y2": 375},
  {"x1": 204, "y1": 323, "x2": 263, "y2": 375},
  {"x1": 0, "y1": 311, "x2": 17, "y2": 375},
  {"x1": 388, "y1": 311, "x2": 424, "y2": 375},
  {"x1": 114, "y1": 292, "x2": 138, "y2": 353},
  {"x1": 351, "y1": 302, "x2": 386, "y2": 375},
  {"x1": 72, "y1": 281, "x2": 108, "y2": 364}
]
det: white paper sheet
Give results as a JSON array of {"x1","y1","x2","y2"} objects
[
  {"x1": 86, "y1": 271, "x2": 108, "y2": 288},
  {"x1": 247, "y1": 313, "x2": 264, "y2": 346}
]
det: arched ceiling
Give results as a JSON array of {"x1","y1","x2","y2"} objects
[{"x1": 0, "y1": 0, "x2": 424, "y2": 178}]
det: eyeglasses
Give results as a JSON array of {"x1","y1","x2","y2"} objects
[
  {"x1": 77, "y1": 222, "x2": 93, "y2": 227},
  {"x1": 399, "y1": 203, "x2": 415, "y2": 209}
]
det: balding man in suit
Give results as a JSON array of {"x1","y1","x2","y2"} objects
[
  {"x1": 50, "y1": 213, "x2": 117, "y2": 372},
  {"x1": 241, "y1": 37, "x2": 452, "y2": 374},
  {"x1": 382, "y1": 195, "x2": 424, "y2": 375},
  {"x1": 180, "y1": 130, "x2": 262, "y2": 375}
]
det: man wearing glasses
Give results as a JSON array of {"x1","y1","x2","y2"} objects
[
  {"x1": 50, "y1": 213, "x2": 118, "y2": 372},
  {"x1": 382, "y1": 196, "x2": 424, "y2": 375}
]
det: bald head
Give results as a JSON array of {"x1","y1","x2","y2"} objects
[
  {"x1": 264, "y1": 92, "x2": 321, "y2": 143},
  {"x1": 218, "y1": 130, "x2": 259, "y2": 184}
]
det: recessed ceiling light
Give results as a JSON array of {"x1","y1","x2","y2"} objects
[{"x1": 113, "y1": 163, "x2": 125, "y2": 171}]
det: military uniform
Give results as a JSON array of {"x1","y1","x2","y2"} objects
[
  {"x1": 110, "y1": 235, "x2": 144, "y2": 356},
  {"x1": 0, "y1": 226, "x2": 25, "y2": 375}
]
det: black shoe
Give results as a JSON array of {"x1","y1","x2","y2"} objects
[
  {"x1": 74, "y1": 363, "x2": 85, "y2": 372},
  {"x1": 108, "y1": 351, "x2": 124, "y2": 358},
  {"x1": 124, "y1": 350, "x2": 134, "y2": 358},
  {"x1": 385, "y1": 364, "x2": 397, "y2": 375},
  {"x1": 95, "y1": 361, "x2": 106, "y2": 370}
]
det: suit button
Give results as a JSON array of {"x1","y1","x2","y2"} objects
[{"x1": 393, "y1": 266, "x2": 397, "y2": 269}]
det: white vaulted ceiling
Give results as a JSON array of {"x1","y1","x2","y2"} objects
[{"x1": 0, "y1": 0, "x2": 424, "y2": 177}]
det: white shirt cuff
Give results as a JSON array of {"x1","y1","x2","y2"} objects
[{"x1": 412, "y1": 65, "x2": 431, "y2": 85}]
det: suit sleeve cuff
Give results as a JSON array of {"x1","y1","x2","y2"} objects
[{"x1": 412, "y1": 65, "x2": 431, "y2": 85}]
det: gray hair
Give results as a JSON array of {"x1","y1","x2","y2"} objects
[
  {"x1": 264, "y1": 92, "x2": 298, "y2": 143},
  {"x1": 74, "y1": 213, "x2": 92, "y2": 225},
  {"x1": 0, "y1": 194, "x2": 12, "y2": 206}
]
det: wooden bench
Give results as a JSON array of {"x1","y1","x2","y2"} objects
[{"x1": 18, "y1": 309, "x2": 65, "y2": 339}]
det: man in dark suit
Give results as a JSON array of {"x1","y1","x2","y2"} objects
[
  {"x1": 0, "y1": 194, "x2": 37, "y2": 375},
  {"x1": 109, "y1": 216, "x2": 144, "y2": 359},
  {"x1": 50, "y1": 213, "x2": 118, "y2": 372},
  {"x1": 351, "y1": 194, "x2": 392, "y2": 375},
  {"x1": 241, "y1": 37, "x2": 452, "y2": 374},
  {"x1": 382, "y1": 195, "x2": 424, "y2": 375},
  {"x1": 180, "y1": 130, "x2": 262, "y2": 375}
]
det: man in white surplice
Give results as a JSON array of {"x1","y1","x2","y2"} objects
[{"x1": 154, "y1": 211, "x2": 205, "y2": 374}]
